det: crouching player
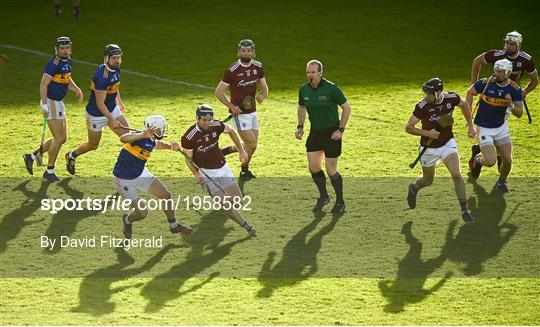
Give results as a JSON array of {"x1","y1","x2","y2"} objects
[
  {"x1": 405, "y1": 78, "x2": 476, "y2": 223},
  {"x1": 113, "y1": 115, "x2": 193, "y2": 239},
  {"x1": 180, "y1": 104, "x2": 257, "y2": 237}
]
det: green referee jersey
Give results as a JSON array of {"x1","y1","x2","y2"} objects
[{"x1": 298, "y1": 78, "x2": 347, "y2": 130}]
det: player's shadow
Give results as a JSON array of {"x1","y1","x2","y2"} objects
[
  {"x1": 256, "y1": 211, "x2": 340, "y2": 298},
  {"x1": 42, "y1": 178, "x2": 102, "y2": 254},
  {"x1": 378, "y1": 221, "x2": 452, "y2": 313},
  {"x1": 443, "y1": 181, "x2": 516, "y2": 276},
  {"x1": 71, "y1": 244, "x2": 179, "y2": 316},
  {"x1": 0, "y1": 180, "x2": 49, "y2": 253},
  {"x1": 141, "y1": 210, "x2": 249, "y2": 313}
]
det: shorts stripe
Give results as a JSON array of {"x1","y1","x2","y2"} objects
[{"x1": 234, "y1": 116, "x2": 242, "y2": 131}]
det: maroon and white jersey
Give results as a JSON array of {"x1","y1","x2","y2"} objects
[
  {"x1": 483, "y1": 50, "x2": 536, "y2": 83},
  {"x1": 413, "y1": 92, "x2": 461, "y2": 148},
  {"x1": 181, "y1": 120, "x2": 226, "y2": 169},
  {"x1": 222, "y1": 59, "x2": 264, "y2": 114}
]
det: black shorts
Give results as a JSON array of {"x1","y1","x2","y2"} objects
[{"x1": 306, "y1": 126, "x2": 342, "y2": 158}]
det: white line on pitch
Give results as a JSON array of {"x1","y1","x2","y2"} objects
[{"x1": 0, "y1": 44, "x2": 212, "y2": 90}]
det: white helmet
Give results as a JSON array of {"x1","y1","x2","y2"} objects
[
  {"x1": 504, "y1": 31, "x2": 522, "y2": 46},
  {"x1": 144, "y1": 115, "x2": 167, "y2": 139},
  {"x1": 493, "y1": 59, "x2": 513, "y2": 77}
]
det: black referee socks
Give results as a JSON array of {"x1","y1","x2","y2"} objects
[
  {"x1": 311, "y1": 170, "x2": 328, "y2": 198},
  {"x1": 330, "y1": 172, "x2": 344, "y2": 203}
]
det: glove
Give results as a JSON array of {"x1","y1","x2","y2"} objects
[{"x1": 40, "y1": 100, "x2": 49, "y2": 116}]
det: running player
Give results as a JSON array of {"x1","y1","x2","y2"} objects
[
  {"x1": 23, "y1": 36, "x2": 83, "y2": 182},
  {"x1": 65, "y1": 44, "x2": 130, "y2": 175},
  {"x1": 467, "y1": 59, "x2": 524, "y2": 193},
  {"x1": 470, "y1": 31, "x2": 537, "y2": 169},
  {"x1": 114, "y1": 115, "x2": 193, "y2": 239},
  {"x1": 180, "y1": 104, "x2": 257, "y2": 236},
  {"x1": 215, "y1": 39, "x2": 269, "y2": 180},
  {"x1": 471, "y1": 31, "x2": 537, "y2": 95},
  {"x1": 405, "y1": 78, "x2": 476, "y2": 223}
]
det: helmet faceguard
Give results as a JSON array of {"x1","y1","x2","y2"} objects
[
  {"x1": 55, "y1": 36, "x2": 72, "y2": 58},
  {"x1": 504, "y1": 31, "x2": 522, "y2": 47},
  {"x1": 504, "y1": 31, "x2": 522, "y2": 57},
  {"x1": 422, "y1": 77, "x2": 443, "y2": 94},
  {"x1": 237, "y1": 39, "x2": 255, "y2": 61},
  {"x1": 144, "y1": 115, "x2": 168, "y2": 140},
  {"x1": 103, "y1": 44, "x2": 123, "y2": 65},
  {"x1": 493, "y1": 59, "x2": 513, "y2": 80},
  {"x1": 56, "y1": 36, "x2": 72, "y2": 47},
  {"x1": 196, "y1": 104, "x2": 215, "y2": 118}
]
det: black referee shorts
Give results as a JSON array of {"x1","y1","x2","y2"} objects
[{"x1": 306, "y1": 126, "x2": 342, "y2": 158}]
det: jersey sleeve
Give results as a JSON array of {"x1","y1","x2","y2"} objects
[
  {"x1": 412, "y1": 104, "x2": 425, "y2": 120},
  {"x1": 222, "y1": 69, "x2": 234, "y2": 85},
  {"x1": 473, "y1": 80, "x2": 486, "y2": 93},
  {"x1": 298, "y1": 89, "x2": 305, "y2": 106},
  {"x1": 511, "y1": 86, "x2": 523, "y2": 101},
  {"x1": 525, "y1": 57, "x2": 536, "y2": 74},
  {"x1": 93, "y1": 72, "x2": 109, "y2": 91},
  {"x1": 43, "y1": 58, "x2": 58, "y2": 77},
  {"x1": 332, "y1": 85, "x2": 347, "y2": 106},
  {"x1": 483, "y1": 50, "x2": 497, "y2": 64},
  {"x1": 450, "y1": 92, "x2": 461, "y2": 106},
  {"x1": 218, "y1": 121, "x2": 226, "y2": 134},
  {"x1": 258, "y1": 65, "x2": 264, "y2": 79},
  {"x1": 181, "y1": 132, "x2": 194, "y2": 150}
]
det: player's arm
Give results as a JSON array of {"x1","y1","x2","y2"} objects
[
  {"x1": 215, "y1": 81, "x2": 241, "y2": 115},
  {"x1": 116, "y1": 90, "x2": 125, "y2": 111},
  {"x1": 523, "y1": 70, "x2": 538, "y2": 97},
  {"x1": 39, "y1": 74, "x2": 53, "y2": 115},
  {"x1": 181, "y1": 147, "x2": 200, "y2": 177},
  {"x1": 94, "y1": 90, "x2": 114, "y2": 120},
  {"x1": 457, "y1": 97, "x2": 476, "y2": 138},
  {"x1": 68, "y1": 78, "x2": 83, "y2": 103},
  {"x1": 119, "y1": 127, "x2": 156, "y2": 143},
  {"x1": 256, "y1": 77, "x2": 269, "y2": 103},
  {"x1": 155, "y1": 140, "x2": 179, "y2": 150},
  {"x1": 465, "y1": 84, "x2": 479, "y2": 109},
  {"x1": 404, "y1": 114, "x2": 439, "y2": 139},
  {"x1": 471, "y1": 53, "x2": 487, "y2": 84},
  {"x1": 224, "y1": 124, "x2": 248, "y2": 163},
  {"x1": 295, "y1": 105, "x2": 307, "y2": 140},
  {"x1": 509, "y1": 98, "x2": 524, "y2": 118}
]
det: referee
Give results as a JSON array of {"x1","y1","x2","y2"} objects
[{"x1": 295, "y1": 60, "x2": 351, "y2": 213}]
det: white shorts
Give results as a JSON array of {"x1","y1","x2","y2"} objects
[
  {"x1": 86, "y1": 106, "x2": 123, "y2": 132},
  {"x1": 200, "y1": 163, "x2": 236, "y2": 195},
  {"x1": 45, "y1": 98, "x2": 66, "y2": 120},
  {"x1": 113, "y1": 168, "x2": 155, "y2": 201},
  {"x1": 420, "y1": 138, "x2": 458, "y2": 168},
  {"x1": 232, "y1": 112, "x2": 259, "y2": 131},
  {"x1": 477, "y1": 122, "x2": 511, "y2": 147}
]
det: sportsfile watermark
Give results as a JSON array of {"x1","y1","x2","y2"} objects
[{"x1": 40, "y1": 194, "x2": 252, "y2": 214}]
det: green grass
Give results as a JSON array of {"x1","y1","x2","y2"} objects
[{"x1": 1, "y1": 0, "x2": 539, "y2": 325}]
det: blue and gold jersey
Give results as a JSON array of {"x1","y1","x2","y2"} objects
[
  {"x1": 44, "y1": 55, "x2": 72, "y2": 101},
  {"x1": 473, "y1": 79, "x2": 523, "y2": 128},
  {"x1": 113, "y1": 135, "x2": 156, "y2": 180},
  {"x1": 86, "y1": 64, "x2": 121, "y2": 117}
]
